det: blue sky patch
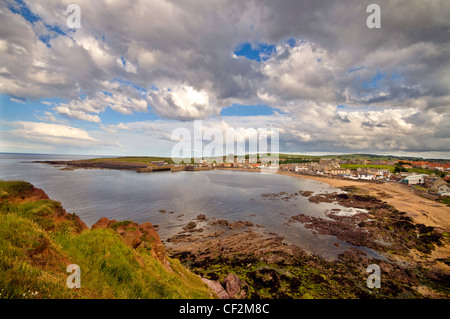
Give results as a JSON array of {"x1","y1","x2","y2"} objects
[
  {"x1": 234, "y1": 42, "x2": 276, "y2": 62},
  {"x1": 363, "y1": 70, "x2": 386, "y2": 89},
  {"x1": 220, "y1": 104, "x2": 281, "y2": 116},
  {"x1": 8, "y1": 0, "x2": 40, "y2": 24}
]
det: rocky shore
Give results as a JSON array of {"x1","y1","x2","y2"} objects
[{"x1": 163, "y1": 187, "x2": 450, "y2": 299}]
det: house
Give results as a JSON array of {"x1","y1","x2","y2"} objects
[
  {"x1": 358, "y1": 172, "x2": 375, "y2": 180},
  {"x1": 348, "y1": 159, "x2": 368, "y2": 165},
  {"x1": 431, "y1": 178, "x2": 447, "y2": 192},
  {"x1": 319, "y1": 158, "x2": 340, "y2": 168},
  {"x1": 401, "y1": 174, "x2": 426, "y2": 185},
  {"x1": 437, "y1": 183, "x2": 450, "y2": 196},
  {"x1": 330, "y1": 168, "x2": 351, "y2": 176},
  {"x1": 294, "y1": 165, "x2": 308, "y2": 172}
]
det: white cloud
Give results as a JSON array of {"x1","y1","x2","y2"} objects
[
  {"x1": 148, "y1": 85, "x2": 218, "y2": 120},
  {"x1": 5, "y1": 121, "x2": 121, "y2": 150},
  {"x1": 55, "y1": 106, "x2": 101, "y2": 123}
]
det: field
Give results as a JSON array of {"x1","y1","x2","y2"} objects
[{"x1": 340, "y1": 164, "x2": 396, "y2": 173}]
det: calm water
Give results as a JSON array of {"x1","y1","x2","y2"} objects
[{"x1": 0, "y1": 153, "x2": 375, "y2": 259}]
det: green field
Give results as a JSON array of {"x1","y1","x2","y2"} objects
[{"x1": 340, "y1": 164, "x2": 396, "y2": 173}]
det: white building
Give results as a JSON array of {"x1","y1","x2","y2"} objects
[
  {"x1": 437, "y1": 183, "x2": 450, "y2": 196},
  {"x1": 401, "y1": 174, "x2": 426, "y2": 185}
]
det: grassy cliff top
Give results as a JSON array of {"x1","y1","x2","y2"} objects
[{"x1": 0, "y1": 180, "x2": 212, "y2": 299}]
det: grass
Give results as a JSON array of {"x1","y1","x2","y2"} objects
[
  {"x1": 408, "y1": 167, "x2": 442, "y2": 175},
  {"x1": 0, "y1": 180, "x2": 212, "y2": 299},
  {"x1": 0, "y1": 180, "x2": 32, "y2": 198},
  {"x1": 340, "y1": 164, "x2": 396, "y2": 173}
]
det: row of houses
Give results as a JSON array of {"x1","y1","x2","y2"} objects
[{"x1": 410, "y1": 161, "x2": 450, "y2": 172}]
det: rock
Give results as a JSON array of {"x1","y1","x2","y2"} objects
[
  {"x1": 91, "y1": 217, "x2": 116, "y2": 229},
  {"x1": 183, "y1": 221, "x2": 197, "y2": 230},
  {"x1": 209, "y1": 219, "x2": 229, "y2": 227},
  {"x1": 197, "y1": 214, "x2": 206, "y2": 220},
  {"x1": 91, "y1": 217, "x2": 168, "y2": 265},
  {"x1": 228, "y1": 220, "x2": 254, "y2": 229},
  {"x1": 201, "y1": 278, "x2": 229, "y2": 299},
  {"x1": 223, "y1": 273, "x2": 241, "y2": 298}
]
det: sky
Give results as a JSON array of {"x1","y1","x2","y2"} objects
[{"x1": 0, "y1": 0, "x2": 449, "y2": 158}]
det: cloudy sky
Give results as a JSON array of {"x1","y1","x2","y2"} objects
[{"x1": 0, "y1": 0, "x2": 449, "y2": 158}]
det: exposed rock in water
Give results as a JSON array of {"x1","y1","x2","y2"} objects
[
  {"x1": 196, "y1": 214, "x2": 206, "y2": 220},
  {"x1": 299, "y1": 190, "x2": 314, "y2": 197},
  {"x1": 183, "y1": 221, "x2": 197, "y2": 230},
  {"x1": 209, "y1": 219, "x2": 229, "y2": 227}
]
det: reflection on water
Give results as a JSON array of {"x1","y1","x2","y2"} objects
[{"x1": 0, "y1": 153, "x2": 373, "y2": 259}]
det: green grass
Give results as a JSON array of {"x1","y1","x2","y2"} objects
[
  {"x1": 53, "y1": 228, "x2": 211, "y2": 298},
  {"x1": 0, "y1": 180, "x2": 212, "y2": 299},
  {"x1": 0, "y1": 180, "x2": 32, "y2": 198},
  {"x1": 441, "y1": 197, "x2": 450, "y2": 205},
  {"x1": 0, "y1": 213, "x2": 75, "y2": 299},
  {"x1": 408, "y1": 168, "x2": 442, "y2": 175},
  {"x1": 340, "y1": 164, "x2": 396, "y2": 173}
]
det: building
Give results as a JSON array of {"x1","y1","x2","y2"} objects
[
  {"x1": 437, "y1": 183, "x2": 450, "y2": 196},
  {"x1": 401, "y1": 174, "x2": 426, "y2": 185},
  {"x1": 431, "y1": 178, "x2": 447, "y2": 192},
  {"x1": 330, "y1": 168, "x2": 351, "y2": 176},
  {"x1": 358, "y1": 172, "x2": 375, "y2": 180},
  {"x1": 151, "y1": 161, "x2": 168, "y2": 166}
]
